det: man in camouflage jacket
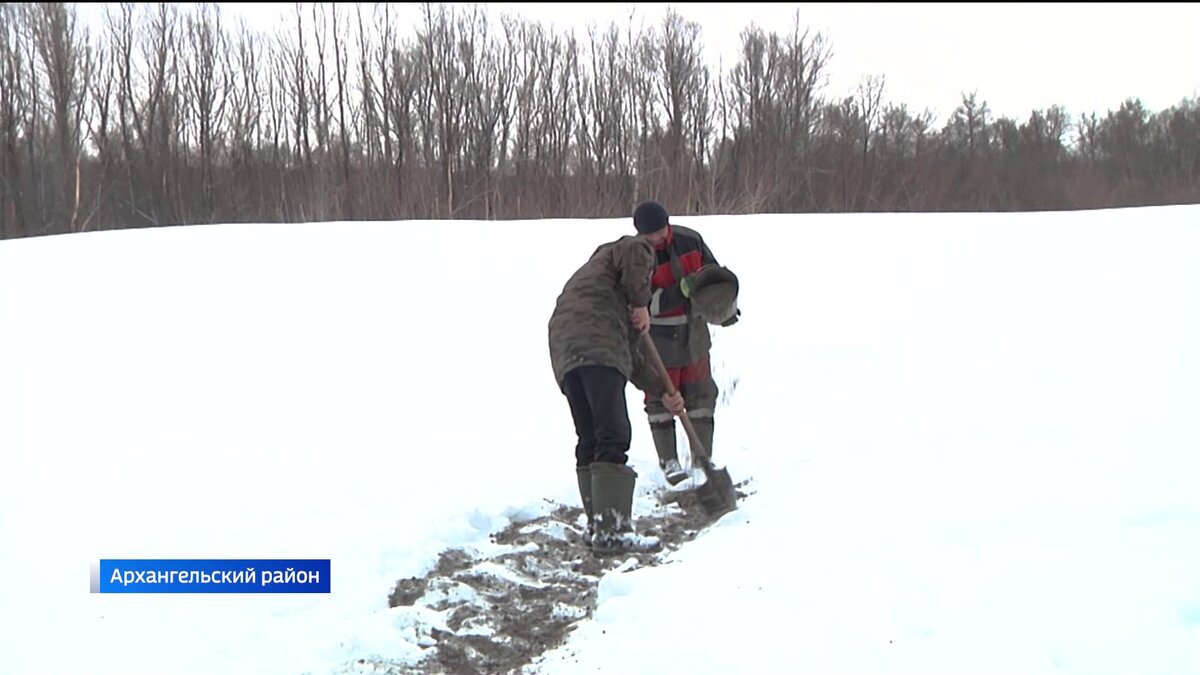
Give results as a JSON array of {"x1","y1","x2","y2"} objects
[{"x1": 549, "y1": 233, "x2": 685, "y2": 555}]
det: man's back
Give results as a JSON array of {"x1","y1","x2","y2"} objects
[{"x1": 548, "y1": 235, "x2": 654, "y2": 388}]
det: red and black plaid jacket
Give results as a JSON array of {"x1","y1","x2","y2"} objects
[{"x1": 648, "y1": 224, "x2": 719, "y2": 323}]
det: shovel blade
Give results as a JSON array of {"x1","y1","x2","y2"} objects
[{"x1": 696, "y1": 467, "x2": 737, "y2": 516}]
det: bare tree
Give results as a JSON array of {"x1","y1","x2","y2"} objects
[
  {"x1": 854, "y1": 74, "x2": 884, "y2": 207},
  {"x1": 27, "y1": 2, "x2": 92, "y2": 230},
  {"x1": 118, "y1": 2, "x2": 183, "y2": 223},
  {"x1": 183, "y1": 3, "x2": 228, "y2": 221},
  {"x1": 225, "y1": 17, "x2": 264, "y2": 220},
  {"x1": 460, "y1": 7, "x2": 514, "y2": 218},
  {"x1": 83, "y1": 20, "x2": 115, "y2": 230},
  {"x1": 723, "y1": 15, "x2": 830, "y2": 212},
  {"x1": 353, "y1": 2, "x2": 379, "y2": 217},
  {"x1": 0, "y1": 2, "x2": 29, "y2": 237},
  {"x1": 387, "y1": 38, "x2": 422, "y2": 217},
  {"x1": 650, "y1": 9, "x2": 708, "y2": 210},
  {"x1": 331, "y1": 2, "x2": 354, "y2": 218},
  {"x1": 574, "y1": 21, "x2": 632, "y2": 213},
  {"x1": 275, "y1": 2, "x2": 314, "y2": 219}
]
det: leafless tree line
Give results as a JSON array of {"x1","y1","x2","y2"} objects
[{"x1": 2, "y1": 1, "x2": 1198, "y2": 239}]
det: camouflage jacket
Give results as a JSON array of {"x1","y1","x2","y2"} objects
[{"x1": 548, "y1": 235, "x2": 665, "y2": 397}]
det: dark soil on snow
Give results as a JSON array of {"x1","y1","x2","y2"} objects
[{"x1": 349, "y1": 479, "x2": 752, "y2": 675}]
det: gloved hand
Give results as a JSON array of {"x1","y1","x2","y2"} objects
[{"x1": 679, "y1": 274, "x2": 698, "y2": 298}]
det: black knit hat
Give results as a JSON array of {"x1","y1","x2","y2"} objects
[{"x1": 633, "y1": 200, "x2": 669, "y2": 234}]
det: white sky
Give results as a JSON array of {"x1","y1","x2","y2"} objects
[{"x1": 213, "y1": 2, "x2": 1200, "y2": 125}]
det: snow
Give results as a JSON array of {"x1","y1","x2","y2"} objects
[{"x1": 2, "y1": 206, "x2": 1200, "y2": 674}]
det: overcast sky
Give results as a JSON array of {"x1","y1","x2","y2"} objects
[{"x1": 93, "y1": 2, "x2": 1200, "y2": 125}]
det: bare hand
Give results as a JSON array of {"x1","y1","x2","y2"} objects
[
  {"x1": 630, "y1": 306, "x2": 650, "y2": 335},
  {"x1": 661, "y1": 391, "x2": 685, "y2": 416}
]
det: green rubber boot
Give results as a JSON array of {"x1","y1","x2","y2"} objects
[
  {"x1": 576, "y1": 465, "x2": 594, "y2": 546},
  {"x1": 590, "y1": 462, "x2": 662, "y2": 555}
]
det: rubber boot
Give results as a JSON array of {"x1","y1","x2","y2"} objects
[
  {"x1": 590, "y1": 462, "x2": 662, "y2": 555},
  {"x1": 650, "y1": 422, "x2": 688, "y2": 486},
  {"x1": 688, "y1": 415, "x2": 716, "y2": 465},
  {"x1": 576, "y1": 466, "x2": 594, "y2": 546}
]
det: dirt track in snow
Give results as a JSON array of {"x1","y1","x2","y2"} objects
[{"x1": 347, "y1": 480, "x2": 751, "y2": 675}]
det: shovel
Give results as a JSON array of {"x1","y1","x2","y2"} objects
[{"x1": 639, "y1": 331, "x2": 738, "y2": 516}]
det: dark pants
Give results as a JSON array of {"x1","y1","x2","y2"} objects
[{"x1": 563, "y1": 365, "x2": 632, "y2": 467}]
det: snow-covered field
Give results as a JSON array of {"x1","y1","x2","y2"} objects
[{"x1": 2, "y1": 206, "x2": 1199, "y2": 674}]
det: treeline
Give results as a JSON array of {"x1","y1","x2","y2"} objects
[{"x1": 1, "y1": 2, "x2": 1198, "y2": 239}]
